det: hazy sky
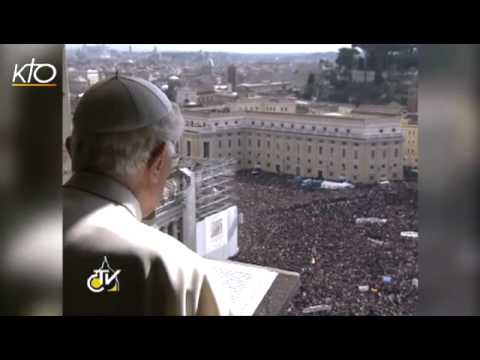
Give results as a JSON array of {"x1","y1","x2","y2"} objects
[{"x1": 67, "y1": 44, "x2": 350, "y2": 54}]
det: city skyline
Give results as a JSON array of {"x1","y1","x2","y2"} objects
[{"x1": 66, "y1": 44, "x2": 351, "y2": 54}]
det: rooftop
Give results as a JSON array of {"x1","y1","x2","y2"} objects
[{"x1": 182, "y1": 109, "x2": 400, "y2": 122}]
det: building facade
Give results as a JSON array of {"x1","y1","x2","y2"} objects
[
  {"x1": 180, "y1": 110, "x2": 404, "y2": 183},
  {"x1": 400, "y1": 116, "x2": 418, "y2": 168}
]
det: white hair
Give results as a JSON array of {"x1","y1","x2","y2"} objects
[{"x1": 70, "y1": 123, "x2": 176, "y2": 180}]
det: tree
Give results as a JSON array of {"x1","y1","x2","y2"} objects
[
  {"x1": 353, "y1": 44, "x2": 418, "y2": 83},
  {"x1": 303, "y1": 73, "x2": 316, "y2": 100},
  {"x1": 336, "y1": 47, "x2": 359, "y2": 73}
]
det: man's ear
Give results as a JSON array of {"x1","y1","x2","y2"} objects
[
  {"x1": 147, "y1": 143, "x2": 167, "y2": 180},
  {"x1": 65, "y1": 136, "x2": 72, "y2": 157}
]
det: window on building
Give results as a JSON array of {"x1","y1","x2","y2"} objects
[
  {"x1": 392, "y1": 128, "x2": 396, "y2": 132},
  {"x1": 335, "y1": 128, "x2": 338, "y2": 132},
  {"x1": 187, "y1": 141, "x2": 191, "y2": 157},
  {"x1": 228, "y1": 139, "x2": 231, "y2": 148},
  {"x1": 257, "y1": 139, "x2": 261, "y2": 148},
  {"x1": 238, "y1": 139, "x2": 241, "y2": 146},
  {"x1": 370, "y1": 175, "x2": 375, "y2": 181},
  {"x1": 393, "y1": 173, "x2": 397, "y2": 178},
  {"x1": 267, "y1": 141, "x2": 270, "y2": 149},
  {"x1": 307, "y1": 169, "x2": 312, "y2": 173},
  {"x1": 353, "y1": 175, "x2": 357, "y2": 180},
  {"x1": 379, "y1": 129, "x2": 384, "y2": 133},
  {"x1": 394, "y1": 148, "x2": 399, "y2": 157},
  {"x1": 287, "y1": 145, "x2": 290, "y2": 151},
  {"x1": 319, "y1": 146, "x2": 323, "y2": 155},
  {"x1": 323, "y1": 127, "x2": 327, "y2": 132},
  {"x1": 342, "y1": 149, "x2": 346, "y2": 158},
  {"x1": 330, "y1": 172, "x2": 334, "y2": 177},
  {"x1": 331, "y1": 148, "x2": 334, "y2": 154},
  {"x1": 354, "y1": 150, "x2": 358, "y2": 160},
  {"x1": 308, "y1": 145, "x2": 312, "y2": 154},
  {"x1": 342, "y1": 164, "x2": 346, "y2": 170},
  {"x1": 347, "y1": 129, "x2": 351, "y2": 133},
  {"x1": 218, "y1": 140, "x2": 222, "y2": 148},
  {"x1": 370, "y1": 165, "x2": 374, "y2": 170},
  {"x1": 354, "y1": 164, "x2": 358, "y2": 169},
  {"x1": 383, "y1": 150, "x2": 387, "y2": 159},
  {"x1": 371, "y1": 150, "x2": 375, "y2": 159},
  {"x1": 330, "y1": 162, "x2": 333, "y2": 166},
  {"x1": 203, "y1": 142, "x2": 210, "y2": 158},
  {"x1": 248, "y1": 139, "x2": 252, "y2": 146}
]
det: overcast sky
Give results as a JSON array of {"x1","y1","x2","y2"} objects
[{"x1": 67, "y1": 44, "x2": 350, "y2": 54}]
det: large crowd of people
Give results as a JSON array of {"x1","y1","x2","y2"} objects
[{"x1": 231, "y1": 170, "x2": 418, "y2": 316}]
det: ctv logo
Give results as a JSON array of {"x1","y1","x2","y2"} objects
[
  {"x1": 87, "y1": 256, "x2": 121, "y2": 294},
  {"x1": 12, "y1": 58, "x2": 57, "y2": 87}
]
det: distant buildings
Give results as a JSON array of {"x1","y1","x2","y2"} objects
[
  {"x1": 227, "y1": 97, "x2": 296, "y2": 114},
  {"x1": 236, "y1": 81, "x2": 291, "y2": 96},
  {"x1": 86, "y1": 69, "x2": 100, "y2": 86},
  {"x1": 351, "y1": 70, "x2": 375, "y2": 83},
  {"x1": 176, "y1": 87, "x2": 198, "y2": 106},
  {"x1": 66, "y1": 46, "x2": 417, "y2": 183}
]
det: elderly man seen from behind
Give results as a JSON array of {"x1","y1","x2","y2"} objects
[{"x1": 63, "y1": 75, "x2": 231, "y2": 315}]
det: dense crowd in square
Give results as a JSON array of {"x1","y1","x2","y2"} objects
[{"x1": 232, "y1": 170, "x2": 418, "y2": 315}]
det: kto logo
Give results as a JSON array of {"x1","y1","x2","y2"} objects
[
  {"x1": 12, "y1": 58, "x2": 57, "y2": 87},
  {"x1": 87, "y1": 256, "x2": 121, "y2": 293}
]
